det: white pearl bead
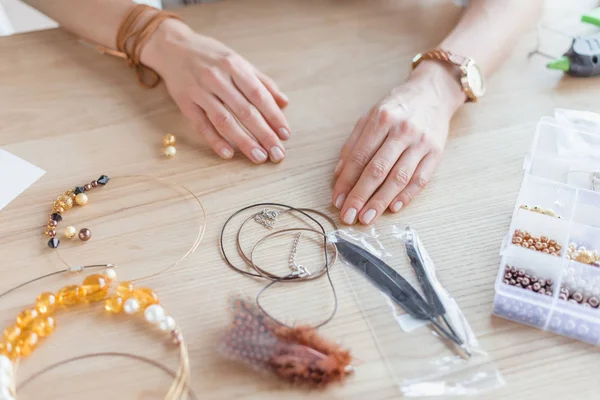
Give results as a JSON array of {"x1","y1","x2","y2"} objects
[
  {"x1": 144, "y1": 305, "x2": 165, "y2": 324},
  {"x1": 123, "y1": 298, "x2": 140, "y2": 315},
  {"x1": 63, "y1": 225, "x2": 77, "y2": 239},
  {"x1": 164, "y1": 146, "x2": 176, "y2": 158},
  {"x1": 0, "y1": 357, "x2": 11, "y2": 371},
  {"x1": 159, "y1": 316, "x2": 176, "y2": 332},
  {"x1": 105, "y1": 268, "x2": 117, "y2": 281},
  {"x1": 75, "y1": 193, "x2": 88, "y2": 206}
]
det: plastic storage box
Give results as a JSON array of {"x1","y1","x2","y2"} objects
[{"x1": 493, "y1": 117, "x2": 600, "y2": 345}]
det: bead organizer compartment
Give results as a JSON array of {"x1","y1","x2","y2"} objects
[{"x1": 493, "y1": 117, "x2": 600, "y2": 346}]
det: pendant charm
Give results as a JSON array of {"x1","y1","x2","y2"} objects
[
  {"x1": 254, "y1": 209, "x2": 280, "y2": 229},
  {"x1": 289, "y1": 233, "x2": 311, "y2": 278}
]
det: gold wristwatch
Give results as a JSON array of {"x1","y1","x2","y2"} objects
[{"x1": 411, "y1": 49, "x2": 485, "y2": 102}]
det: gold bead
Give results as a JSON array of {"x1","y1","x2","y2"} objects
[
  {"x1": 64, "y1": 225, "x2": 77, "y2": 239},
  {"x1": 104, "y1": 296, "x2": 124, "y2": 314},
  {"x1": 164, "y1": 146, "x2": 177, "y2": 158},
  {"x1": 3, "y1": 326, "x2": 21, "y2": 343},
  {"x1": 53, "y1": 206, "x2": 65, "y2": 214},
  {"x1": 56, "y1": 285, "x2": 83, "y2": 306},
  {"x1": 116, "y1": 282, "x2": 135, "y2": 298},
  {"x1": 0, "y1": 340, "x2": 18, "y2": 360},
  {"x1": 134, "y1": 288, "x2": 159, "y2": 308},
  {"x1": 163, "y1": 133, "x2": 176, "y2": 147},
  {"x1": 16, "y1": 330, "x2": 38, "y2": 357},
  {"x1": 81, "y1": 274, "x2": 109, "y2": 302},
  {"x1": 16, "y1": 309, "x2": 39, "y2": 328},
  {"x1": 31, "y1": 316, "x2": 55, "y2": 337},
  {"x1": 57, "y1": 195, "x2": 74, "y2": 210},
  {"x1": 36, "y1": 292, "x2": 57, "y2": 314},
  {"x1": 75, "y1": 193, "x2": 88, "y2": 206}
]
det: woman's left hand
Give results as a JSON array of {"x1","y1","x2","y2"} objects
[{"x1": 332, "y1": 62, "x2": 464, "y2": 225}]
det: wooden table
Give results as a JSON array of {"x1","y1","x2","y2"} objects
[{"x1": 0, "y1": 0, "x2": 599, "y2": 399}]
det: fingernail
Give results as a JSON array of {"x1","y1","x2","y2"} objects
[
  {"x1": 362, "y1": 209, "x2": 376, "y2": 224},
  {"x1": 334, "y1": 194, "x2": 346, "y2": 209},
  {"x1": 391, "y1": 201, "x2": 404, "y2": 213},
  {"x1": 252, "y1": 148, "x2": 268, "y2": 163},
  {"x1": 220, "y1": 148, "x2": 233, "y2": 159},
  {"x1": 334, "y1": 160, "x2": 344, "y2": 175},
  {"x1": 278, "y1": 128, "x2": 290, "y2": 140},
  {"x1": 343, "y1": 208, "x2": 357, "y2": 225},
  {"x1": 270, "y1": 146, "x2": 285, "y2": 162}
]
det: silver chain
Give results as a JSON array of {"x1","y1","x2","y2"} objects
[
  {"x1": 288, "y1": 233, "x2": 310, "y2": 278},
  {"x1": 253, "y1": 208, "x2": 280, "y2": 229}
]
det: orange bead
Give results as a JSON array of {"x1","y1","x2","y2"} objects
[
  {"x1": 81, "y1": 274, "x2": 109, "y2": 302},
  {"x1": 31, "y1": 316, "x2": 56, "y2": 337},
  {"x1": 16, "y1": 330, "x2": 38, "y2": 357},
  {"x1": 116, "y1": 282, "x2": 135, "y2": 298},
  {"x1": 56, "y1": 285, "x2": 83, "y2": 306},
  {"x1": 36, "y1": 292, "x2": 57, "y2": 314},
  {"x1": 0, "y1": 340, "x2": 18, "y2": 360},
  {"x1": 134, "y1": 288, "x2": 159, "y2": 308},
  {"x1": 16, "y1": 309, "x2": 39, "y2": 328},
  {"x1": 3, "y1": 326, "x2": 21, "y2": 343},
  {"x1": 104, "y1": 296, "x2": 124, "y2": 314}
]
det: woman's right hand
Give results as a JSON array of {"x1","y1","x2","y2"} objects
[{"x1": 143, "y1": 19, "x2": 290, "y2": 163}]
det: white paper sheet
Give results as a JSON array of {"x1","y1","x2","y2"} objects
[{"x1": 0, "y1": 149, "x2": 45, "y2": 211}]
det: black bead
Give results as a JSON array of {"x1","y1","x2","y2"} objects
[
  {"x1": 74, "y1": 186, "x2": 86, "y2": 195},
  {"x1": 50, "y1": 213, "x2": 63, "y2": 222},
  {"x1": 47, "y1": 238, "x2": 60, "y2": 248},
  {"x1": 97, "y1": 175, "x2": 110, "y2": 185}
]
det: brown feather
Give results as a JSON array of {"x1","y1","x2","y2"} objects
[{"x1": 221, "y1": 298, "x2": 353, "y2": 387}]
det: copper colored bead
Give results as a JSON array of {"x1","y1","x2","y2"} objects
[
  {"x1": 532, "y1": 237, "x2": 540, "y2": 244},
  {"x1": 528, "y1": 239, "x2": 534, "y2": 245},
  {"x1": 548, "y1": 246, "x2": 556, "y2": 253},
  {"x1": 504, "y1": 273, "x2": 512, "y2": 280},
  {"x1": 549, "y1": 240, "x2": 557, "y2": 246},
  {"x1": 541, "y1": 242, "x2": 548, "y2": 249},
  {"x1": 542, "y1": 248, "x2": 550, "y2": 254},
  {"x1": 47, "y1": 229, "x2": 56, "y2": 238},
  {"x1": 515, "y1": 229, "x2": 523, "y2": 237},
  {"x1": 91, "y1": 180, "x2": 98, "y2": 187},
  {"x1": 48, "y1": 220, "x2": 57, "y2": 227},
  {"x1": 78, "y1": 228, "x2": 91, "y2": 241},
  {"x1": 522, "y1": 242, "x2": 530, "y2": 249},
  {"x1": 572, "y1": 292, "x2": 584, "y2": 303},
  {"x1": 535, "y1": 242, "x2": 544, "y2": 251},
  {"x1": 505, "y1": 265, "x2": 512, "y2": 272},
  {"x1": 84, "y1": 184, "x2": 92, "y2": 191},
  {"x1": 523, "y1": 231, "x2": 531, "y2": 239},
  {"x1": 555, "y1": 244, "x2": 562, "y2": 251},
  {"x1": 540, "y1": 236, "x2": 548, "y2": 243}
]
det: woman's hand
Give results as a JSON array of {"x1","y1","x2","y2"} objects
[
  {"x1": 332, "y1": 62, "x2": 465, "y2": 225},
  {"x1": 143, "y1": 20, "x2": 290, "y2": 163}
]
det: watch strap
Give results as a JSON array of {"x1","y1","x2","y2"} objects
[{"x1": 412, "y1": 49, "x2": 467, "y2": 70}]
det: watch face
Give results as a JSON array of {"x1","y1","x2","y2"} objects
[{"x1": 466, "y1": 62, "x2": 485, "y2": 97}]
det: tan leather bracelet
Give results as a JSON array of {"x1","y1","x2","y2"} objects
[{"x1": 88, "y1": 4, "x2": 183, "y2": 89}]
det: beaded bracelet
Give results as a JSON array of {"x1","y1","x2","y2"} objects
[
  {"x1": 43, "y1": 174, "x2": 206, "y2": 283},
  {"x1": 0, "y1": 268, "x2": 189, "y2": 400},
  {"x1": 44, "y1": 175, "x2": 110, "y2": 248}
]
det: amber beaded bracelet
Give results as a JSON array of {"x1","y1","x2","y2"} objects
[{"x1": 0, "y1": 268, "x2": 189, "y2": 400}]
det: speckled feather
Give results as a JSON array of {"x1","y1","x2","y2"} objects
[{"x1": 221, "y1": 298, "x2": 353, "y2": 387}]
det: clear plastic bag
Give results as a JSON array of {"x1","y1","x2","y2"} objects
[{"x1": 329, "y1": 226, "x2": 504, "y2": 397}]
